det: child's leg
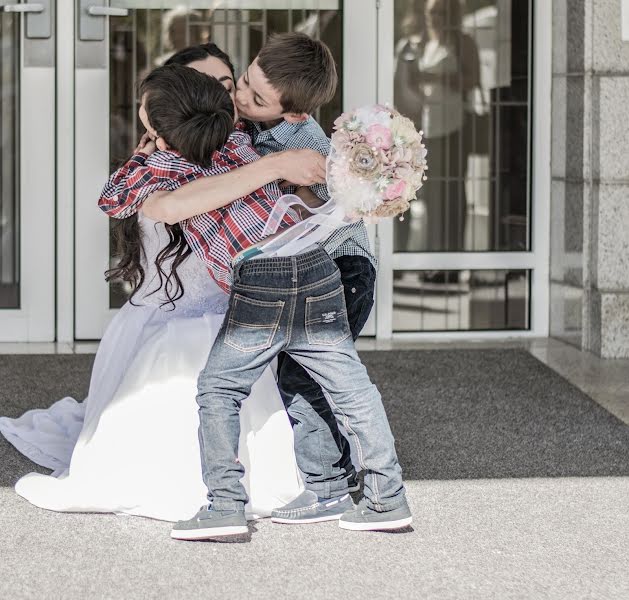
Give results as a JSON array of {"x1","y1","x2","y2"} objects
[
  {"x1": 195, "y1": 293, "x2": 288, "y2": 513},
  {"x1": 275, "y1": 255, "x2": 376, "y2": 499},
  {"x1": 287, "y1": 271, "x2": 406, "y2": 513},
  {"x1": 277, "y1": 353, "x2": 356, "y2": 497},
  {"x1": 289, "y1": 345, "x2": 406, "y2": 512}
]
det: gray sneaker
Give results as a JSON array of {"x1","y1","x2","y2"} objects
[
  {"x1": 171, "y1": 505, "x2": 248, "y2": 540},
  {"x1": 271, "y1": 490, "x2": 353, "y2": 524},
  {"x1": 339, "y1": 499, "x2": 413, "y2": 531}
]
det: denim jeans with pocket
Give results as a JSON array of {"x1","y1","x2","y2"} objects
[
  {"x1": 277, "y1": 255, "x2": 376, "y2": 498},
  {"x1": 196, "y1": 247, "x2": 405, "y2": 513}
]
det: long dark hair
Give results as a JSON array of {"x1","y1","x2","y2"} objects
[{"x1": 106, "y1": 43, "x2": 236, "y2": 308}]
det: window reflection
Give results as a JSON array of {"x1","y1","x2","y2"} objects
[
  {"x1": 393, "y1": 269, "x2": 529, "y2": 331},
  {"x1": 393, "y1": 0, "x2": 530, "y2": 253}
]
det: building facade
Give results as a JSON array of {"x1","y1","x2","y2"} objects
[
  {"x1": 0, "y1": 0, "x2": 626, "y2": 357},
  {"x1": 551, "y1": 0, "x2": 629, "y2": 358}
]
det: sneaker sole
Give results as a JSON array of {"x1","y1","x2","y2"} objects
[
  {"x1": 338, "y1": 516, "x2": 413, "y2": 531},
  {"x1": 271, "y1": 513, "x2": 344, "y2": 525},
  {"x1": 170, "y1": 525, "x2": 249, "y2": 540}
]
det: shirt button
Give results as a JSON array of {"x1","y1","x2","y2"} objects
[{"x1": 351, "y1": 287, "x2": 357, "y2": 294}]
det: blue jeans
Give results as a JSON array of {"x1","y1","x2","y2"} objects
[
  {"x1": 277, "y1": 255, "x2": 376, "y2": 498},
  {"x1": 196, "y1": 247, "x2": 406, "y2": 513}
]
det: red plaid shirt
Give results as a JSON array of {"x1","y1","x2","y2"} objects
[{"x1": 98, "y1": 127, "x2": 298, "y2": 292}]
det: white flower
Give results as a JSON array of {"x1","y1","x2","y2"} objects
[
  {"x1": 408, "y1": 172, "x2": 426, "y2": 195},
  {"x1": 354, "y1": 106, "x2": 393, "y2": 130},
  {"x1": 393, "y1": 135, "x2": 406, "y2": 148},
  {"x1": 375, "y1": 176, "x2": 391, "y2": 192},
  {"x1": 345, "y1": 117, "x2": 362, "y2": 131},
  {"x1": 391, "y1": 115, "x2": 420, "y2": 144},
  {"x1": 342, "y1": 179, "x2": 381, "y2": 216}
]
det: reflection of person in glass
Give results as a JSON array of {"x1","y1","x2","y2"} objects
[
  {"x1": 154, "y1": 7, "x2": 210, "y2": 66},
  {"x1": 396, "y1": 0, "x2": 481, "y2": 254}
]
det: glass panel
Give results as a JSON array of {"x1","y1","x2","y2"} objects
[
  {"x1": 108, "y1": 3, "x2": 343, "y2": 308},
  {"x1": 0, "y1": 12, "x2": 20, "y2": 309},
  {"x1": 392, "y1": 269, "x2": 529, "y2": 331},
  {"x1": 393, "y1": 0, "x2": 531, "y2": 252}
]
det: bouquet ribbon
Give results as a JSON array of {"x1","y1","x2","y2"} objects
[{"x1": 256, "y1": 193, "x2": 353, "y2": 258}]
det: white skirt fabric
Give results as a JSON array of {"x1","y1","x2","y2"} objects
[{"x1": 0, "y1": 218, "x2": 303, "y2": 522}]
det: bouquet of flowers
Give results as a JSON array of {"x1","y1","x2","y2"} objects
[
  {"x1": 328, "y1": 105, "x2": 428, "y2": 221},
  {"x1": 258, "y1": 105, "x2": 428, "y2": 258}
]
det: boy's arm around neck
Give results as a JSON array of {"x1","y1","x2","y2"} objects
[
  {"x1": 141, "y1": 149, "x2": 327, "y2": 225},
  {"x1": 142, "y1": 153, "x2": 282, "y2": 224}
]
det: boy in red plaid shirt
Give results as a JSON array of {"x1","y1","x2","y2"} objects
[{"x1": 100, "y1": 59, "x2": 410, "y2": 540}]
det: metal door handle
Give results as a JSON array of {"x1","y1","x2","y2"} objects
[
  {"x1": 3, "y1": 3, "x2": 44, "y2": 12},
  {"x1": 87, "y1": 6, "x2": 129, "y2": 17},
  {"x1": 5, "y1": 1, "x2": 51, "y2": 46},
  {"x1": 79, "y1": 2, "x2": 130, "y2": 42}
]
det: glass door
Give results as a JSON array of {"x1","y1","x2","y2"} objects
[
  {"x1": 0, "y1": 1, "x2": 55, "y2": 341},
  {"x1": 74, "y1": 0, "x2": 378, "y2": 339},
  {"x1": 375, "y1": 0, "x2": 550, "y2": 338}
]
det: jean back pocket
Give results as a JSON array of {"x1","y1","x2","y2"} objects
[
  {"x1": 225, "y1": 293, "x2": 285, "y2": 353},
  {"x1": 305, "y1": 285, "x2": 351, "y2": 347}
]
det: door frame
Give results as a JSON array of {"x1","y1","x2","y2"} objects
[
  {"x1": 373, "y1": 0, "x2": 551, "y2": 340},
  {"x1": 56, "y1": 1, "x2": 75, "y2": 343},
  {"x1": 0, "y1": 2, "x2": 56, "y2": 342}
]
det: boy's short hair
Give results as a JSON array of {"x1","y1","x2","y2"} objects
[{"x1": 257, "y1": 32, "x2": 337, "y2": 115}]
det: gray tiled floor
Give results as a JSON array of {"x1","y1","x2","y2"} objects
[
  {"x1": 0, "y1": 337, "x2": 627, "y2": 424},
  {"x1": 527, "y1": 339, "x2": 629, "y2": 424}
]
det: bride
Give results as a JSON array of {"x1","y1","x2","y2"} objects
[{"x1": 0, "y1": 43, "x2": 318, "y2": 522}]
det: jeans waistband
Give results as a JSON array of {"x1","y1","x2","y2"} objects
[{"x1": 235, "y1": 246, "x2": 332, "y2": 277}]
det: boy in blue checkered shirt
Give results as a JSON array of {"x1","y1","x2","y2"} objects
[{"x1": 143, "y1": 33, "x2": 380, "y2": 525}]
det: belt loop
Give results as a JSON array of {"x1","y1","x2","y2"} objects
[{"x1": 291, "y1": 256, "x2": 298, "y2": 284}]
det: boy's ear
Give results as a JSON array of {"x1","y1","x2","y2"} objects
[{"x1": 283, "y1": 113, "x2": 309, "y2": 124}]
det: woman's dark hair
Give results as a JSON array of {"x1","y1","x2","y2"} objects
[
  {"x1": 164, "y1": 42, "x2": 235, "y2": 79},
  {"x1": 106, "y1": 43, "x2": 235, "y2": 308}
]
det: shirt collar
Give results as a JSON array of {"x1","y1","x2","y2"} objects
[{"x1": 251, "y1": 119, "x2": 306, "y2": 145}]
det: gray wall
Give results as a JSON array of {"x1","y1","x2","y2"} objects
[{"x1": 552, "y1": 0, "x2": 629, "y2": 358}]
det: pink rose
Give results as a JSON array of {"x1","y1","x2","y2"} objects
[
  {"x1": 365, "y1": 124, "x2": 393, "y2": 150},
  {"x1": 385, "y1": 180, "x2": 407, "y2": 200}
]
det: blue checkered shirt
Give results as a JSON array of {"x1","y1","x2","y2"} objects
[{"x1": 250, "y1": 118, "x2": 376, "y2": 267}]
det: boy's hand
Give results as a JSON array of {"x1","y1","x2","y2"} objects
[
  {"x1": 274, "y1": 149, "x2": 327, "y2": 187},
  {"x1": 134, "y1": 131, "x2": 152, "y2": 153},
  {"x1": 140, "y1": 140, "x2": 157, "y2": 155},
  {"x1": 134, "y1": 132, "x2": 157, "y2": 155}
]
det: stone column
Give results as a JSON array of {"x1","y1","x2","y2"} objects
[{"x1": 551, "y1": 0, "x2": 629, "y2": 358}]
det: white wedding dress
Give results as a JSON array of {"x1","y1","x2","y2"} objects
[{"x1": 0, "y1": 216, "x2": 303, "y2": 521}]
